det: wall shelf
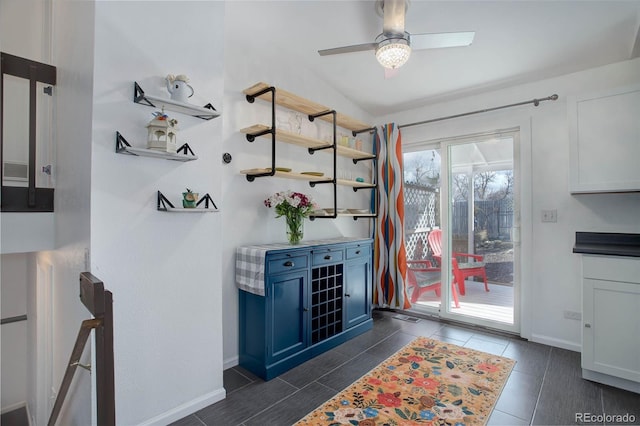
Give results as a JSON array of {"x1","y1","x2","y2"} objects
[
  {"x1": 134, "y1": 82, "x2": 220, "y2": 120},
  {"x1": 240, "y1": 124, "x2": 376, "y2": 162},
  {"x1": 243, "y1": 83, "x2": 371, "y2": 132},
  {"x1": 157, "y1": 191, "x2": 219, "y2": 212},
  {"x1": 241, "y1": 82, "x2": 377, "y2": 220},
  {"x1": 116, "y1": 132, "x2": 197, "y2": 161},
  {"x1": 239, "y1": 168, "x2": 333, "y2": 184}
]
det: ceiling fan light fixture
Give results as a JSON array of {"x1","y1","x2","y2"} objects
[{"x1": 375, "y1": 35, "x2": 411, "y2": 69}]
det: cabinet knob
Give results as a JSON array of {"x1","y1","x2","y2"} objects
[
  {"x1": 283, "y1": 261, "x2": 294, "y2": 267},
  {"x1": 584, "y1": 323, "x2": 591, "y2": 328},
  {"x1": 324, "y1": 255, "x2": 331, "y2": 260},
  {"x1": 345, "y1": 293, "x2": 351, "y2": 298},
  {"x1": 355, "y1": 250, "x2": 361, "y2": 254},
  {"x1": 303, "y1": 308, "x2": 309, "y2": 312}
]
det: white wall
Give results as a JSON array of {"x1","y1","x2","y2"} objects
[
  {"x1": 1, "y1": 254, "x2": 29, "y2": 412},
  {"x1": 89, "y1": 2, "x2": 225, "y2": 424},
  {"x1": 379, "y1": 57, "x2": 640, "y2": 350},
  {"x1": 220, "y1": 2, "x2": 376, "y2": 367},
  {"x1": 30, "y1": 1, "x2": 97, "y2": 425}
]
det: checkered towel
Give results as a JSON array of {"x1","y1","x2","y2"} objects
[{"x1": 235, "y1": 247, "x2": 269, "y2": 296}]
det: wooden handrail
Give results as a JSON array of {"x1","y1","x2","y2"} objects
[{"x1": 48, "y1": 272, "x2": 115, "y2": 426}]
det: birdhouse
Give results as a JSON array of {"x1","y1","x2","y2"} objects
[{"x1": 146, "y1": 109, "x2": 178, "y2": 153}]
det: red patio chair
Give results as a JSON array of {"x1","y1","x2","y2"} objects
[
  {"x1": 427, "y1": 229, "x2": 489, "y2": 295},
  {"x1": 406, "y1": 260, "x2": 460, "y2": 308}
]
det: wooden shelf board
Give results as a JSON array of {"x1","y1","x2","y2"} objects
[
  {"x1": 337, "y1": 179, "x2": 376, "y2": 188},
  {"x1": 240, "y1": 124, "x2": 375, "y2": 160},
  {"x1": 336, "y1": 145, "x2": 376, "y2": 160},
  {"x1": 240, "y1": 168, "x2": 333, "y2": 182},
  {"x1": 243, "y1": 82, "x2": 371, "y2": 132},
  {"x1": 118, "y1": 146, "x2": 197, "y2": 162}
]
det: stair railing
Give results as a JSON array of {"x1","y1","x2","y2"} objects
[{"x1": 48, "y1": 272, "x2": 115, "y2": 426}]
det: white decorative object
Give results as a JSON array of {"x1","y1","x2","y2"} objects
[
  {"x1": 146, "y1": 108, "x2": 178, "y2": 153},
  {"x1": 166, "y1": 74, "x2": 194, "y2": 103}
]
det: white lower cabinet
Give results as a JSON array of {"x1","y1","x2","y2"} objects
[{"x1": 581, "y1": 255, "x2": 640, "y2": 393}]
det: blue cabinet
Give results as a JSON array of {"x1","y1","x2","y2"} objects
[{"x1": 237, "y1": 238, "x2": 373, "y2": 380}]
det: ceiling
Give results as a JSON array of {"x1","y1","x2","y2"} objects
[{"x1": 227, "y1": 0, "x2": 640, "y2": 117}]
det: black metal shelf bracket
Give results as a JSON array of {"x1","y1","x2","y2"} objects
[
  {"x1": 157, "y1": 191, "x2": 176, "y2": 211},
  {"x1": 115, "y1": 131, "x2": 131, "y2": 153},
  {"x1": 134, "y1": 82, "x2": 153, "y2": 107},
  {"x1": 352, "y1": 155, "x2": 377, "y2": 165},
  {"x1": 176, "y1": 143, "x2": 195, "y2": 156},
  {"x1": 309, "y1": 178, "x2": 335, "y2": 188},
  {"x1": 196, "y1": 193, "x2": 218, "y2": 210},
  {"x1": 351, "y1": 126, "x2": 377, "y2": 137},
  {"x1": 157, "y1": 191, "x2": 218, "y2": 211},
  {"x1": 352, "y1": 184, "x2": 377, "y2": 192},
  {"x1": 246, "y1": 127, "x2": 273, "y2": 143},
  {"x1": 244, "y1": 86, "x2": 277, "y2": 182},
  {"x1": 307, "y1": 110, "x2": 336, "y2": 155}
]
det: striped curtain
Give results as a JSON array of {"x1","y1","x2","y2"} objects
[{"x1": 373, "y1": 123, "x2": 410, "y2": 309}]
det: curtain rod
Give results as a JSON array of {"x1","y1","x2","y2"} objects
[{"x1": 398, "y1": 94, "x2": 559, "y2": 130}]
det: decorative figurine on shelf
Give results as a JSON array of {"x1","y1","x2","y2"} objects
[
  {"x1": 166, "y1": 74, "x2": 194, "y2": 103},
  {"x1": 146, "y1": 107, "x2": 178, "y2": 153},
  {"x1": 182, "y1": 188, "x2": 199, "y2": 208}
]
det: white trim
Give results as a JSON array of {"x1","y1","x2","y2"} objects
[
  {"x1": 530, "y1": 333, "x2": 581, "y2": 353},
  {"x1": 582, "y1": 369, "x2": 640, "y2": 394},
  {"x1": 1, "y1": 401, "x2": 27, "y2": 415},
  {"x1": 35, "y1": 260, "x2": 54, "y2": 426},
  {"x1": 135, "y1": 388, "x2": 226, "y2": 426},
  {"x1": 223, "y1": 355, "x2": 239, "y2": 370}
]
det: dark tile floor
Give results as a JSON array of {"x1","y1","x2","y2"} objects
[{"x1": 171, "y1": 310, "x2": 640, "y2": 426}]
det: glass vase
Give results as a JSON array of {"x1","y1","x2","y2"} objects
[{"x1": 285, "y1": 213, "x2": 304, "y2": 245}]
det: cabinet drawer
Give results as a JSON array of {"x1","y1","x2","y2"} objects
[
  {"x1": 267, "y1": 255, "x2": 308, "y2": 274},
  {"x1": 583, "y1": 255, "x2": 640, "y2": 283},
  {"x1": 347, "y1": 245, "x2": 370, "y2": 259},
  {"x1": 312, "y1": 249, "x2": 343, "y2": 266}
]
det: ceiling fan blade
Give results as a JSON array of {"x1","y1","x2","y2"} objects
[
  {"x1": 411, "y1": 31, "x2": 475, "y2": 50},
  {"x1": 318, "y1": 43, "x2": 378, "y2": 56}
]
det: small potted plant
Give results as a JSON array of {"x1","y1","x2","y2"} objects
[{"x1": 182, "y1": 188, "x2": 199, "y2": 208}]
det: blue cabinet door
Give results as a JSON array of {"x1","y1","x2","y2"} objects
[
  {"x1": 266, "y1": 270, "x2": 308, "y2": 364},
  {"x1": 345, "y1": 245, "x2": 372, "y2": 328}
]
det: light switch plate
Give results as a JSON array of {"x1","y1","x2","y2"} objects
[{"x1": 541, "y1": 209, "x2": 557, "y2": 222}]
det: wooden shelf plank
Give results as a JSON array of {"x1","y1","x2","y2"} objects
[
  {"x1": 240, "y1": 168, "x2": 333, "y2": 183},
  {"x1": 337, "y1": 179, "x2": 376, "y2": 188},
  {"x1": 240, "y1": 124, "x2": 375, "y2": 161},
  {"x1": 243, "y1": 82, "x2": 371, "y2": 132}
]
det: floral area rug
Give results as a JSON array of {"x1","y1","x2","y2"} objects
[{"x1": 295, "y1": 336, "x2": 515, "y2": 426}]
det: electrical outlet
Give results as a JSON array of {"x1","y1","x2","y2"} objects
[
  {"x1": 564, "y1": 310, "x2": 582, "y2": 320},
  {"x1": 541, "y1": 209, "x2": 557, "y2": 223}
]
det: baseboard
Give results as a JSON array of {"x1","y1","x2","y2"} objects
[
  {"x1": 224, "y1": 355, "x2": 239, "y2": 370},
  {"x1": 582, "y1": 369, "x2": 640, "y2": 394},
  {"x1": 136, "y1": 388, "x2": 226, "y2": 426},
  {"x1": 1, "y1": 401, "x2": 27, "y2": 415},
  {"x1": 530, "y1": 333, "x2": 581, "y2": 352}
]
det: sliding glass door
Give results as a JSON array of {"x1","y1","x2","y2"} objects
[{"x1": 404, "y1": 131, "x2": 519, "y2": 333}]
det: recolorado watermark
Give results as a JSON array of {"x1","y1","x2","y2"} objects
[{"x1": 575, "y1": 412, "x2": 636, "y2": 424}]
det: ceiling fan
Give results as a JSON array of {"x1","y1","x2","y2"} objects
[{"x1": 318, "y1": 0, "x2": 475, "y2": 70}]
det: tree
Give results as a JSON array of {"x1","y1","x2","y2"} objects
[{"x1": 404, "y1": 151, "x2": 439, "y2": 186}]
